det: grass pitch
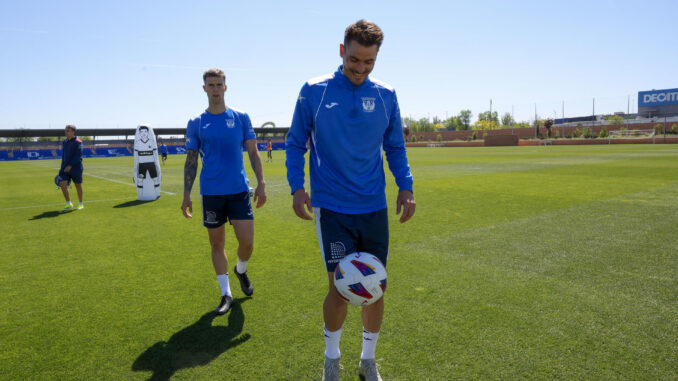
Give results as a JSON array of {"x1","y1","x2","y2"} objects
[{"x1": 1, "y1": 145, "x2": 677, "y2": 380}]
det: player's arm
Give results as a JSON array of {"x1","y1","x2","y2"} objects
[
  {"x1": 383, "y1": 91, "x2": 415, "y2": 223},
  {"x1": 245, "y1": 139, "x2": 266, "y2": 208},
  {"x1": 286, "y1": 84, "x2": 314, "y2": 220},
  {"x1": 181, "y1": 149, "x2": 199, "y2": 218}
]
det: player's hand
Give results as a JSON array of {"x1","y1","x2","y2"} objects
[
  {"x1": 64, "y1": 165, "x2": 71, "y2": 173},
  {"x1": 254, "y1": 183, "x2": 267, "y2": 208},
  {"x1": 396, "y1": 190, "x2": 415, "y2": 223},
  {"x1": 181, "y1": 194, "x2": 193, "y2": 219},
  {"x1": 292, "y1": 188, "x2": 313, "y2": 220}
]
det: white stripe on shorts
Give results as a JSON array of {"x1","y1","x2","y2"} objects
[{"x1": 314, "y1": 207, "x2": 326, "y2": 268}]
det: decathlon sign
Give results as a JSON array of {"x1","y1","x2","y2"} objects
[{"x1": 638, "y1": 88, "x2": 678, "y2": 107}]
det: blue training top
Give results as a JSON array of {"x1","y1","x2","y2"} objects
[
  {"x1": 185, "y1": 108, "x2": 256, "y2": 195},
  {"x1": 61, "y1": 137, "x2": 83, "y2": 172},
  {"x1": 286, "y1": 66, "x2": 413, "y2": 214}
]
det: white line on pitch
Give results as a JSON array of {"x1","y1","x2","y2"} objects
[
  {"x1": 85, "y1": 173, "x2": 176, "y2": 195},
  {"x1": 26, "y1": 161, "x2": 176, "y2": 195}
]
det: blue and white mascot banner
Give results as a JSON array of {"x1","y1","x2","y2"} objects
[{"x1": 133, "y1": 125, "x2": 162, "y2": 200}]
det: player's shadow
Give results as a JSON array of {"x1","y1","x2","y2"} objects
[
  {"x1": 132, "y1": 297, "x2": 251, "y2": 381},
  {"x1": 114, "y1": 200, "x2": 155, "y2": 208},
  {"x1": 29, "y1": 210, "x2": 64, "y2": 220}
]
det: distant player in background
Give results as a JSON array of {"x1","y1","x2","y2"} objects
[
  {"x1": 266, "y1": 139, "x2": 273, "y2": 162},
  {"x1": 59, "y1": 125, "x2": 84, "y2": 211},
  {"x1": 160, "y1": 142, "x2": 168, "y2": 165},
  {"x1": 286, "y1": 20, "x2": 415, "y2": 381},
  {"x1": 182, "y1": 68, "x2": 267, "y2": 316}
]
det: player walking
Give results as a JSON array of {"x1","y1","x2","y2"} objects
[
  {"x1": 182, "y1": 68, "x2": 267, "y2": 315},
  {"x1": 285, "y1": 20, "x2": 415, "y2": 381},
  {"x1": 59, "y1": 125, "x2": 84, "y2": 211}
]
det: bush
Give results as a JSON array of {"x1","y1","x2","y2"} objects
[
  {"x1": 436, "y1": 134, "x2": 443, "y2": 142},
  {"x1": 582, "y1": 127, "x2": 593, "y2": 138},
  {"x1": 672, "y1": 124, "x2": 678, "y2": 134},
  {"x1": 654, "y1": 124, "x2": 663, "y2": 135},
  {"x1": 472, "y1": 131, "x2": 477, "y2": 140},
  {"x1": 537, "y1": 132, "x2": 544, "y2": 139},
  {"x1": 553, "y1": 129, "x2": 560, "y2": 139},
  {"x1": 411, "y1": 135, "x2": 417, "y2": 143},
  {"x1": 573, "y1": 128, "x2": 582, "y2": 138},
  {"x1": 566, "y1": 132, "x2": 574, "y2": 139},
  {"x1": 598, "y1": 127, "x2": 609, "y2": 138}
]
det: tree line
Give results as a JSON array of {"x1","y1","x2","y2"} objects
[{"x1": 403, "y1": 110, "x2": 540, "y2": 132}]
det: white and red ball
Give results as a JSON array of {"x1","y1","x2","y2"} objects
[{"x1": 333, "y1": 252, "x2": 387, "y2": 306}]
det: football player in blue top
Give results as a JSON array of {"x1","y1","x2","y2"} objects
[
  {"x1": 59, "y1": 125, "x2": 84, "y2": 212},
  {"x1": 286, "y1": 20, "x2": 416, "y2": 381},
  {"x1": 182, "y1": 68, "x2": 267, "y2": 316}
]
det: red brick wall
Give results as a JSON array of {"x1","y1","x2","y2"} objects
[{"x1": 407, "y1": 122, "x2": 676, "y2": 142}]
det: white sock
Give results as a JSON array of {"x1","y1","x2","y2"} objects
[
  {"x1": 216, "y1": 273, "x2": 231, "y2": 297},
  {"x1": 360, "y1": 329, "x2": 380, "y2": 360},
  {"x1": 324, "y1": 326, "x2": 342, "y2": 359},
  {"x1": 236, "y1": 258, "x2": 248, "y2": 274}
]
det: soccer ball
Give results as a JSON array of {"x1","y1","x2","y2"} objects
[{"x1": 333, "y1": 252, "x2": 387, "y2": 306}]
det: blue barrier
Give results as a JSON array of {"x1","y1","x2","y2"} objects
[{"x1": 0, "y1": 144, "x2": 286, "y2": 161}]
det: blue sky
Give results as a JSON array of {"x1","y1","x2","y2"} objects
[{"x1": 1, "y1": 0, "x2": 675, "y2": 129}]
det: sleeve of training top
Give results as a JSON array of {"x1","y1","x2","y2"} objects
[
  {"x1": 285, "y1": 84, "x2": 313, "y2": 194},
  {"x1": 382, "y1": 91, "x2": 414, "y2": 192},
  {"x1": 185, "y1": 118, "x2": 200, "y2": 150},
  {"x1": 241, "y1": 112, "x2": 256, "y2": 142},
  {"x1": 68, "y1": 140, "x2": 83, "y2": 168}
]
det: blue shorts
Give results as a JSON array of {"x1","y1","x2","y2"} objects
[
  {"x1": 315, "y1": 207, "x2": 389, "y2": 272},
  {"x1": 59, "y1": 169, "x2": 83, "y2": 184},
  {"x1": 201, "y1": 191, "x2": 253, "y2": 228}
]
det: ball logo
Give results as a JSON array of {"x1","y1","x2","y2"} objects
[
  {"x1": 361, "y1": 97, "x2": 375, "y2": 113},
  {"x1": 350, "y1": 260, "x2": 376, "y2": 276},
  {"x1": 348, "y1": 282, "x2": 373, "y2": 300},
  {"x1": 335, "y1": 265, "x2": 345, "y2": 280},
  {"x1": 226, "y1": 119, "x2": 235, "y2": 128}
]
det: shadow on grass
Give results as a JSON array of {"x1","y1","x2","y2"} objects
[
  {"x1": 114, "y1": 200, "x2": 155, "y2": 208},
  {"x1": 29, "y1": 210, "x2": 67, "y2": 220},
  {"x1": 132, "y1": 297, "x2": 251, "y2": 381}
]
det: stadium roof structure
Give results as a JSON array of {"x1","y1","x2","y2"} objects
[{"x1": 0, "y1": 127, "x2": 288, "y2": 139}]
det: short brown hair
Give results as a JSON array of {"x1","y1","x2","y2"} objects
[
  {"x1": 203, "y1": 68, "x2": 225, "y2": 83},
  {"x1": 65, "y1": 125, "x2": 76, "y2": 132},
  {"x1": 344, "y1": 19, "x2": 384, "y2": 49}
]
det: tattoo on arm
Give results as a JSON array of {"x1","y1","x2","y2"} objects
[{"x1": 184, "y1": 149, "x2": 198, "y2": 194}]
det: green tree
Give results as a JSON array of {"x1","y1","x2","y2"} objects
[
  {"x1": 544, "y1": 119, "x2": 554, "y2": 138},
  {"x1": 458, "y1": 110, "x2": 472, "y2": 130},
  {"x1": 417, "y1": 117, "x2": 434, "y2": 132},
  {"x1": 501, "y1": 112, "x2": 514, "y2": 127},
  {"x1": 444, "y1": 116, "x2": 461, "y2": 130},
  {"x1": 477, "y1": 111, "x2": 499, "y2": 123},
  {"x1": 605, "y1": 115, "x2": 625, "y2": 126}
]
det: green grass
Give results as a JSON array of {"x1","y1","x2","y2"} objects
[{"x1": 1, "y1": 145, "x2": 677, "y2": 380}]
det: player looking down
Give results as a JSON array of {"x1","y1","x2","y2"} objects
[{"x1": 285, "y1": 19, "x2": 416, "y2": 381}]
